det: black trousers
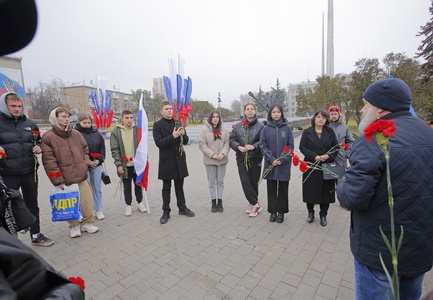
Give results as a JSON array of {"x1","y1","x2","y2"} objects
[
  {"x1": 266, "y1": 180, "x2": 289, "y2": 214},
  {"x1": 2, "y1": 172, "x2": 40, "y2": 236},
  {"x1": 122, "y1": 166, "x2": 143, "y2": 206},
  {"x1": 162, "y1": 179, "x2": 186, "y2": 213},
  {"x1": 306, "y1": 203, "x2": 329, "y2": 216},
  {"x1": 237, "y1": 157, "x2": 262, "y2": 205}
]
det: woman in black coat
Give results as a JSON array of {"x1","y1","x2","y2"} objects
[
  {"x1": 229, "y1": 103, "x2": 264, "y2": 218},
  {"x1": 74, "y1": 113, "x2": 106, "y2": 220},
  {"x1": 299, "y1": 110, "x2": 338, "y2": 226}
]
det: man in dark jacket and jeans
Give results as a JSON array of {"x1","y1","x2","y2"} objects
[
  {"x1": 337, "y1": 78, "x2": 433, "y2": 299},
  {"x1": 0, "y1": 92, "x2": 54, "y2": 246},
  {"x1": 153, "y1": 101, "x2": 194, "y2": 224}
]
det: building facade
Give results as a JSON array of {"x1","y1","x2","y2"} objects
[
  {"x1": 285, "y1": 81, "x2": 318, "y2": 117},
  {"x1": 152, "y1": 77, "x2": 167, "y2": 100},
  {"x1": 63, "y1": 81, "x2": 135, "y2": 115}
]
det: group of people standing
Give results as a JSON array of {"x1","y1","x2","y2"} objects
[
  {"x1": 0, "y1": 94, "x2": 151, "y2": 241},
  {"x1": 205, "y1": 101, "x2": 353, "y2": 227},
  {"x1": 199, "y1": 101, "x2": 353, "y2": 227},
  {"x1": 1, "y1": 77, "x2": 433, "y2": 299}
]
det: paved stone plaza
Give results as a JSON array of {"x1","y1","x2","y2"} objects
[{"x1": 19, "y1": 136, "x2": 433, "y2": 299}]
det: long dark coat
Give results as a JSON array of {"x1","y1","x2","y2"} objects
[
  {"x1": 153, "y1": 117, "x2": 189, "y2": 180},
  {"x1": 260, "y1": 120, "x2": 294, "y2": 181},
  {"x1": 299, "y1": 126, "x2": 338, "y2": 204}
]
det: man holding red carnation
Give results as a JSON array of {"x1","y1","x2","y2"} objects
[
  {"x1": 0, "y1": 92, "x2": 54, "y2": 246},
  {"x1": 337, "y1": 78, "x2": 433, "y2": 299}
]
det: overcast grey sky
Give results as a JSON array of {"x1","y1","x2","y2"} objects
[{"x1": 14, "y1": 0, "x2": 431, "y2": 108}]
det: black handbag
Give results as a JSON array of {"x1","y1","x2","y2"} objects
[
  {"x1": 322, "y1": 162, "x2": 345, "y2": 180},
  {"x1": 0, "y1": 177, "x2": 36, "y2": 236},
  {"x1": 101, "y1": 163, "x2": 111, "y2": 185}
]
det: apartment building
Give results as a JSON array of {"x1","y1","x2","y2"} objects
[
  {"x1": 63, "y1": 81, "x2": 135, "y2": 115},
  {"x1": 285, "y1": 81, "x2": 318, "y2": 117}
]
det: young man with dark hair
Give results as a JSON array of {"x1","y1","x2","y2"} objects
[
  {"x1": 110, "y1": 110, "x2": 147, "y2": 216},
  {"x1": 153, "y1": 101, "x2": 194, "y2": 224}
]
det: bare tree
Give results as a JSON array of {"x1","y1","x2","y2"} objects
[{"x1": 27, "y1": 80, "x2": 63, "y2": 119}]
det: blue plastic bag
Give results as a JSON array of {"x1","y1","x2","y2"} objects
[{"x1": 50, "y1": 184, "x2": 82, "y2": 222}]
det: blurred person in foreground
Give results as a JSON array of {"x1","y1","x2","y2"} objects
[
  {"x1": 0, "y1": 227, "x2": 85, "y2": 299},
  {"x1": 337, "y1": 78, "x2": 433, "y2": 299}
]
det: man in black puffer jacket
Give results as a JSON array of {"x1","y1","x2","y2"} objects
[
  {"x1": 0, "y1": 92, "x2": 54, "y2": 246},
  {"x1": 337, "y1": 78, "x2": 433, "y2": 299}
]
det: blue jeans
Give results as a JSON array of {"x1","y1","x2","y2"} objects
[
  {"x1": 354, "y1": 258, "x2": 424, "y2": 300},
  {"x1": 87, "y1": 165, "x2": 102, "y2": 211}
]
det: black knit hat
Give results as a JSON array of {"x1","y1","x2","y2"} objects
[{"x1": 363, "y1": 78, "x2": 412, "y2": 112}]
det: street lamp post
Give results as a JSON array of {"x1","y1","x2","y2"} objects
[{"x1": 218, "y1": 92, "x2": 221, "y2": 116}]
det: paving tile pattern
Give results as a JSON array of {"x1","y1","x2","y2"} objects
[{"x1": 20, "y1": 136, "x2": 433, "y2": 299}]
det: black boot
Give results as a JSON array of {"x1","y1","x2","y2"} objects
[
  {"x1": 307, "y1": 211, "x2": 314, "y2": 223},
  {"x1": 211, "y1": 199, "x2": 217, "y2": 213},
  {"x1": 217, "y1": 199, "x2": 223, "y2": 212},
  {"x1": 270, "y1": 213, "x2": 276, "y2": 222},
  {"x1": 320, "y1": 215, "x2": 327, "y2": 227},
  {"x1": 276, "y1": 213, "x2": 284, "y2": 223},
  {"x1": 160, "y1": 211, "x2": 170, "y2": 224}
]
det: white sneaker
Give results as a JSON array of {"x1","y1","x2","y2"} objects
[
  {"x1": 80, "y1": 223, "x2": 99, "y2": 234},
  {"x1": 249, "y1": 202, "x2": 262, "y2": 218},
  {"x1": 70, "y1": 225, "x2": 81, "y2": 238},
  {"x1": 137, "y1": 202, "x2": 147, "y2": 213},
  {"x1": 246, "y1": 204, "x2": 254, "y2": 214},
  {"x1": 125, "y1": 205, "x2": 132, "y2": 216},
  {"x1": 95, "y1": 210, "x2": 105, "y2": 220}
]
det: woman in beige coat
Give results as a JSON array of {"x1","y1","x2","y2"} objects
[
  {"x1": 198, "y1": 110, "x2": 230, "y2": 212},
  {"x1": 41, "y1": 107, "x2": 99, "y2": 238}
]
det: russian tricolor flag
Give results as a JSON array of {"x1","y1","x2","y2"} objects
[{"x1": 134, "y1": 94, "x2": 149, "y2": 190}]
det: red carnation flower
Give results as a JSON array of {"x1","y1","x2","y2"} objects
[
  {"x1": 292, "y1": 155, "x2": 299, "y2": 166},
  {"x1": 32, "y1": 130, "x2": 41, "y2": 135},
  {"x1": 48, "y1": 172, "x2": 56, "y2": 178},
  {"x1": 341, "y1": 142, "x2": 349, "y2": 150},
  {"x1": 241, "y1": 120, "x2": 248, "y2": 126},
  {"x1": 68, "y1": 276, "x2": 85, "y2": 290},
  {"x1": 364, "y1": 120, "x2": 397, "y2": 142},
  {"x1": 282, "y1": 145, "x2": 289, "y2": 152},
  {"x1": 90, "y1": 153, "x2": 101, "y2": 158},
  {"x1": 299, "y1": 160, "x2": 309, "y2": 172}
]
